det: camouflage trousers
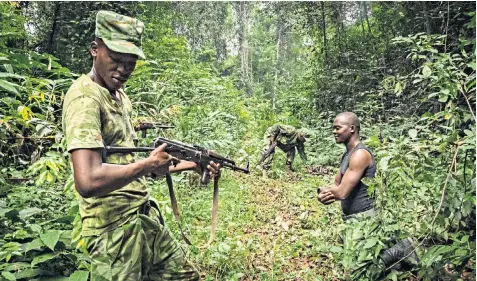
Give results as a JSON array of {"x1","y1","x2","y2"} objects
[
  {"x1": 83, "y1": 203, "x2": 199, "y2": 281},
  {"x1": 261, "y1": 137, "x2": 296, "y2": 171}
]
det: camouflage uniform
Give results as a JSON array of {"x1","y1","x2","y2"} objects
[
  {"x1": 62, "y1": 11, "x2": 199, "y2": 281},
  {"x1": 261, "y1": 124, "x2": 307, "y2": 172}
]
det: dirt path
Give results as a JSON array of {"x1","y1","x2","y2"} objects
[{"x1": 232, "y1": 173, "x2": 341, "y2": 280}]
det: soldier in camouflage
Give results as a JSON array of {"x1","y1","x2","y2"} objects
[
  {"x1": 260, "y1": 124, "x2": 308, "y2": 173},
  {"x1": 62, "y1": 11, "x2": 220, "y2": 281}
]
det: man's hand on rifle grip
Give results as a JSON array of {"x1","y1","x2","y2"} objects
[{"x1": 146, "y1": 143, "x2": 177, "y2": 176}]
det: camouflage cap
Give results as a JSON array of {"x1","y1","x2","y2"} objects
[{"x1": 95, "y1": 10, "x2": 145, "y2": 59}]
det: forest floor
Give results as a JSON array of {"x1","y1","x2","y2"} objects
[{"x1": 155, "y1": 165, "x2": 344, "y2": 280}]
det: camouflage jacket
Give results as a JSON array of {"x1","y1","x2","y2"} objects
[{"x1": 62, "y1": 75, "x2": 148, "y2": 236}]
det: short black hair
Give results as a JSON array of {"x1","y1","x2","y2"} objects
[{"x1": 335, "y1": 112, "x2": 360, "y2": 132}]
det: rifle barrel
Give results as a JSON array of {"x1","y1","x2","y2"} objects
[{"x1": 221, "y1": 162, "x2": 250, "y2": 174}]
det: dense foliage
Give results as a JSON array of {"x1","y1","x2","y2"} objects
[{"x1": 0, "y1": 1, "x2": 475, "y2": 280}]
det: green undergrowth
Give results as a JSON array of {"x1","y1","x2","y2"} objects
[{"x1": 150, "y1": 166, "x2": 340, "y2": 281}]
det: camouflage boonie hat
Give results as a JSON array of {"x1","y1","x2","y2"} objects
[{"x1": 95, "y1": 10, "x2": 145, "y2": 59}]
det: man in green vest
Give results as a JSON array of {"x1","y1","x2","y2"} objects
[{"x1": 62, "y1": 10, "x2": 220, "y2": 281}]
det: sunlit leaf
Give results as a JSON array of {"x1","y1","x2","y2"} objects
[
  {"x1": 40, "y1": 230, "x2": 63, "y2": 251},
  {"x1": 0, "y1": 79, "x2": 18, "y2": 94},
  {"x1": 68, "y1": 270, "x2": 89, "y2": 281},
  {"x1": 31, "y1": 253, "x2": 59, "y2": 267},
  {"x1": 1, "y1": 271, "x2": 16, "y2": 281},
  {"x1": 422, "y1": 65, "x2": 432, "y2": 78},
  {"x1": 19, "y1": 207, "x2": 43, "y2": 220}
]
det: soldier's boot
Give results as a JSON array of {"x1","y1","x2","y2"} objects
[
  {"x1": 379, "y1": 238, "x2": 420, "y2": 271},
  {"x1": 285, "y1": 161, "x2": 294, "y2": 177},
  {"x1": 262, "y1": 169, "x2": 269, "y2": 180}
]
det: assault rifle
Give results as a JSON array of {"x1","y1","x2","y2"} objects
[
  {"x1": 105, "y1": 137, "x2": 249, "y2": 184},
  {"x1": 105, "y1": 137, "x2": 250, "y2": 247},
  {"x1": 259, "y1": 131, "x2": 282, "y2": 164},
  {"x1": 135, "y1": 122, "x2": 174, "y2": 138}
]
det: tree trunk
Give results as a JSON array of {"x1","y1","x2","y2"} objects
[
  {"x1": 235, "y1": 2, "x2": 251, "y2": 96},
  {"x1": 321, "y1": 1, "x2": 328, "y2": 66},
  {"x1": 47, "y1": 2, "x2": 61, "y2": 54},
  {"x1": 363, "y1": 1, "x2": 372, "y2": 35},
  {"x1": 358, "y1": 2, "x2": 366, "y2": 37},
  {"x1": 421, "y1": 1, "x2": 432, "y2": 34},
  {"x1": 214, "y1": 2, "x2": 228, "y2": 62},
  {"x1": 273, "y1": 16, "x2": 281, "y2": 111}
]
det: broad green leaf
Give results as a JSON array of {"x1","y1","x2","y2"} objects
[
  {"x1": 330, "y1": 246, "x2": 342, "y2": 253},
  {"x1": 2, "y1": 262, "x2": 30, "y2": 272},
  {"x1": 19, "y1": 207, "x2": 43, "y2": 220},
  {"x1": 422, "y1": 65, "x2": 432, "y2": 78},
  {"x1": 440, "y1": 88, "x2": 450, "y2": 96},
  {"x1": 2, "y1": 271, "x2": 16, "y2": 281},
  {"x1": 363, "y1": 238, "x2": 377, "y2": 249},
  {"x1": 64, "y1": 180, "x2": 74, "y2": 192},
  {"x1": 379, "y1": 156, "x2": 391, "y2": 172},
  {"x1": 29, "y1": 224, "x2": 42, "y2": 233},
  {"x1": 408, "y1": 129, "x2": 418, "y2": 139},
  {"x1": 0, "y1": 79, "x2": 18, "y2": 94},
  {"x1": 14, "y1": 268, "x2": 47, "y2": 279},
  {"x1": 40, "y1": 230, "x2": 62, "y2": 251},
  {"x1": 31, "y1": 253, "x2": 59, "y2": 267},
  {"x1": 68, "y1": 270, "x2": 89, "y2": 281},
  {"x1": 53, "y1": 215, "x2": 75, "y2": 224},
  {"x1": 365, "y1": 135, "x2": 381, "y2": 147},
  {"x1": 0, "y1": 72, "x2": 24, "y2": 79},
  {"x1": 24, "y1": 238, "x2": 45, "y2": 252},
  {"x1": 438, "y1": 95, "x2": 448, "y2": 103},
  {"x1": 389, "y1": 270, "x2": 398, "y2": 281},
  {"x1": 468, "y1": 61, "x2": 476, "y2": 70},
  {"x1": 3, "y1": 64, "x2": 14, "y2": 73}
]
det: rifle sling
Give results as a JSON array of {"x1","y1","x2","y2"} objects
[{"x1": 165, "y1": 173, "x2": 219, "y2": 248}]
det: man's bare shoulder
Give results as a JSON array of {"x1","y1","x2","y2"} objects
[{"x1": 349, "y1": 149, "x2": 372, "y2": 168}]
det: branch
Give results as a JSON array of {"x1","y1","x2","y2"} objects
[
  {"x1": 444, "y1": 2, "x2": 450, "y2": 53},
  {"x1": 459, "y1": 86, "x2": 476, "y2": 121}
]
